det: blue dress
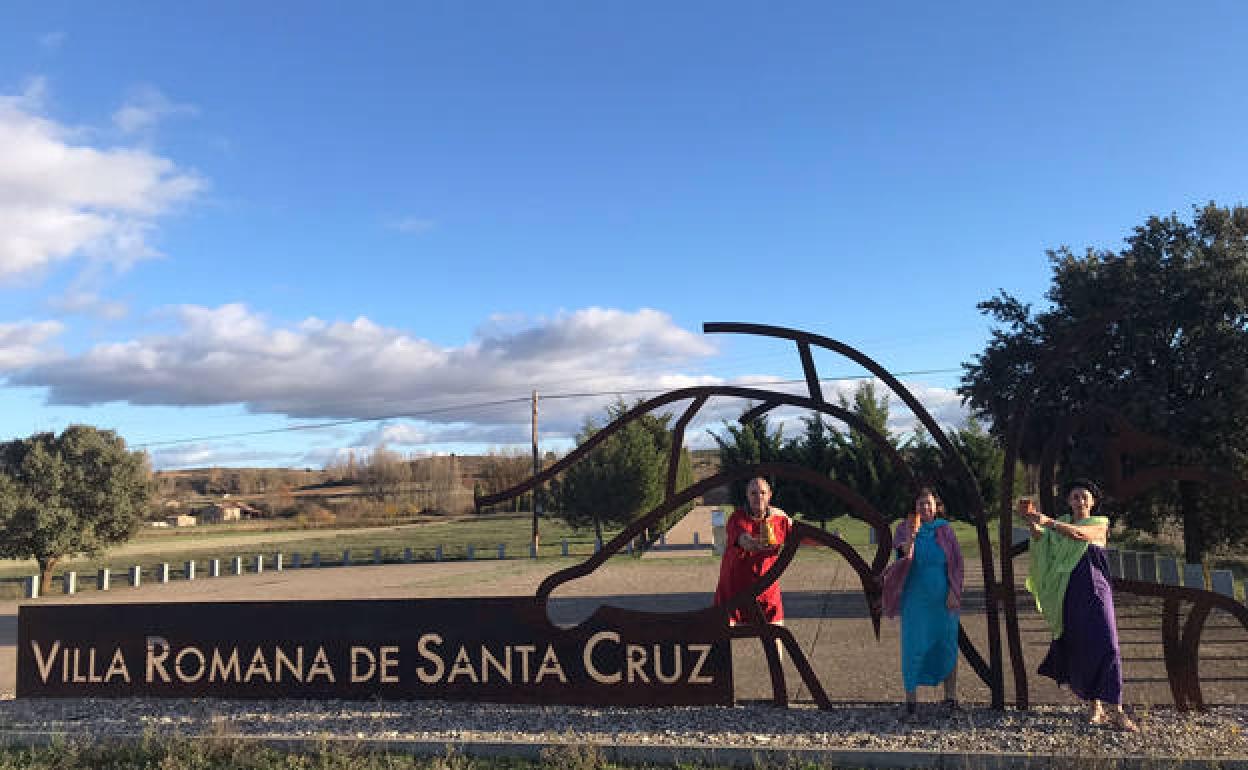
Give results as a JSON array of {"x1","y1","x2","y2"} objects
[{"x1": 900, "y1": 519, "x2": 960, "y2": 691}]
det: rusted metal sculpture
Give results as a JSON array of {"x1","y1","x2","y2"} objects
[
  {"x1": 1005, "y1": 406, "x2": 1248, "y2": 710},
  {"x1": 477, "y1": 321, "x2": 1248, "y2": 710}
]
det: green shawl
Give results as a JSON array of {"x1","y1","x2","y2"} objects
[{"x1": 1024, "y1": 515, "x2": 1109, "y2": 639}]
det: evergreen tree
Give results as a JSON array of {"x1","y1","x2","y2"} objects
[
  {"x1": 907, "y1": 417, "x2": 1008, "y2": 522},
  {"x1": 559, "y1": 400, "x2": 693, "y2": 542},
  {"x1": 710, "y1": 409, "x2": 786, "y2": 508},
  {"x1": 827, "y1": 381, "x2": 911, "y2": 520},
  {"x1": 780, "y1": 414, "x2": 840, "y2": 526}
]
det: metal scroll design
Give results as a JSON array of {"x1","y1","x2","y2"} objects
[
  {"x1": 992, "y1": 307, "x2": 1248, "y2": 710},
  {"x1": 477, "y1": 321, "x2": 1248, "y2": 710},
  {"x1": 477, "y1": 322, "x2": 1006, "y2": 708},
  {"x1": 1006, "y1": 406, "x2": 1248, "y2": 710}
]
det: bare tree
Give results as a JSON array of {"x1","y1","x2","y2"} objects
[
  {"x1": 413, "y1": 454, "x2": 467, "y2": 514},
  {"x1": 361, "y1": 444, "x2": 411, "y2": 502},
  {"x1": 480, "y1": 448, "x2": 532, "y2": 512}
]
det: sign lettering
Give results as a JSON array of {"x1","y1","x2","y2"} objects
[{"x1": 17, "y1": 597, "x2": 732, "y2": 706}]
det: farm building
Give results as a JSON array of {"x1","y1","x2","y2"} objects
[{"x1": 197, "y1": 501, "x2": 260, "y2": 524}]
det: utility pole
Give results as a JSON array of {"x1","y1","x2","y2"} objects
[{"x1": 531, "y1": 390, "x2": 541, "y2": 558}]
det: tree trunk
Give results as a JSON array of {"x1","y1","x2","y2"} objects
[
  {"x1": 592, "y1": 514, "x2": 603, "y2": 547},
  {"x1": 1180, "y1": 480, "x2": 1206, "y2": 565},
  {"x1": 37, "y1": 556, "x2": 58, "y2": 595}
]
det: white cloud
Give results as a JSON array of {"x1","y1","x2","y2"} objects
[
  {"x1": 46, "y1": 290, "x2": 128, "y2": 320},
  {"x1": 389, "y1": 216, "x2": 435, "y2": 234},
  {"x1": 351, "y1": 420, "x2": 533, "y2": 449},
  {"x1": 15, "y1": 306, "x2": 719, "y2": 440},
  {"x1": 10, "y1": 304, "x2": 971, "y2": 460},
  {"x1": 0, "y1": 79, "x2": 202, "y2": 281},
  {"x1": 0, "y1": 320, "x2": 64, "y2": 371},
  {"x1": 112, "y1": 85, "x2": 199, "y2": 135},
  {"x1": 147, "y1": 442, "x2": 291, "y2": 470},
  {"x1": 357, "y1": 422, "x2": 432, "y2": 447},
  {"x1": 692, "y1": 378, "x2": 971, "y2": 449}
]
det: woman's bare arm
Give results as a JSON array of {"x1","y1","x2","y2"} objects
[{"x1": 1043, "y1": 517, "x2": 1108, "y2": 547}]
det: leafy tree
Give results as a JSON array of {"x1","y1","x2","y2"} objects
[
  {"x1": 960, "y1": 203, "x2": 1248, "y2": 562},
  {"x1": 0, "y1": 425, "x2": 154, "y2": 592},
  {"x1": 560, "y1": 400, "x2": 693, "y2": 543}
]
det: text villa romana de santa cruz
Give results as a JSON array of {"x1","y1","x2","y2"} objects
[{"x1": 30, "y1": 633, "x2": 719, "y2": 689}]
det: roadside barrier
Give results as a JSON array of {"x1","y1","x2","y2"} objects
[{"x1": 1106, "y1": 547, "x2": 1241, "y2": 599}]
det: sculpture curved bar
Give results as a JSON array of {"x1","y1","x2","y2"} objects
[
  {"x1": 477, "y1": 320, "x2": 1245, "y2": 711},
  {"x1": 1024, "y1": 405, "x2": 1248, "y2": 711}
]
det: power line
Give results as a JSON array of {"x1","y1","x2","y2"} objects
[
  {"x1": 134, "y1": 367, "x2": 961, "y2": 449},
  {"x1": 136, "y1": 395, "x2": 532, "y2": 448}
]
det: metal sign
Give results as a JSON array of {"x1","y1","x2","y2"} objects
[
  {"x1": 19, "y1": 321, "x2": 1248, "y2": 711},
  {"x1": 18, "y1": 597, "x2": 732, "y2": 704},
  {"x1": 477, "y1": 321, "x2": 1248, "y2": 711}
]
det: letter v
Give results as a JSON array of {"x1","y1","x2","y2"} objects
[{"x1": 31, "y1": 641, "x2": 60, "y2": 684}]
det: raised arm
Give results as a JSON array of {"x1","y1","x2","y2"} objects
[
  {"x1": 1018, "y1": 498, "x2": 1046, "y2": 539},
  {"x1": 1032, "y1": 512, "x2": 1107, "y2": 547}
]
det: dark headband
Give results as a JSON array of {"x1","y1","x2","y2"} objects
[{"x1": 1062, "y1": 478, "x2": 1104, "y2": 505}]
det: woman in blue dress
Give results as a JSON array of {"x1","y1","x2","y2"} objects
[{"x1": 882, "y1": 486, "x2": 964, "y2": 717}]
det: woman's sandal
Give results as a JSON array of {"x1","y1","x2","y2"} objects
[{"x1": 1107, "y1": 710, "x2": 1139, "y2": 733}]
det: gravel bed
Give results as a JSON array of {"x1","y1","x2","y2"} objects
[{"x1": 0, "y1": 697, "x2": 1243, "y2": 760}]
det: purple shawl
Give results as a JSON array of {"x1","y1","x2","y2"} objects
[{"x1": 881, "y1": 518, "x2": 964, "y2": 619}]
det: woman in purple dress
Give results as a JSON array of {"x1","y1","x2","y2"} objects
[{"x1": 1022, "y1": 480, "x2": 1137, "y2": 732}]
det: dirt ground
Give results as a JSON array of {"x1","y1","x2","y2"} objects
[{"x1": 3, "y1": 549, "x2": 1245, "y2": 707}]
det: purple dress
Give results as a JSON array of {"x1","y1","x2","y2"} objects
[{"x1": 1036, "y1": 544, "x2": 1123, "y2": 704}]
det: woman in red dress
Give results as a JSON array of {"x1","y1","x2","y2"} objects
[{"x1": 713, "y1": 477, "x2": 791, "y2": 625}]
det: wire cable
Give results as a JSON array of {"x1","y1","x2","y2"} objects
[{"x1": 133, "y1": 368, "x2": 961, "y2": 449}]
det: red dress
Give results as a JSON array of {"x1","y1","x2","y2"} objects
[{"x1": 713, "y1": 508, "x2": 792, "y2": 624}]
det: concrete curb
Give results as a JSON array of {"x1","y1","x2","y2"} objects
[{"x1": 0, "y1": 731, "x2": 1244, "y2": 769}]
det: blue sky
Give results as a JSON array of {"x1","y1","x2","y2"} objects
[{"x1": 1, "y1": 1, "x2": 1245, "y2": 469}]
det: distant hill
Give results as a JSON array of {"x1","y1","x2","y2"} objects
[{"x1": 153, "y1": 450, "x2": 727, "y2": 516}]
